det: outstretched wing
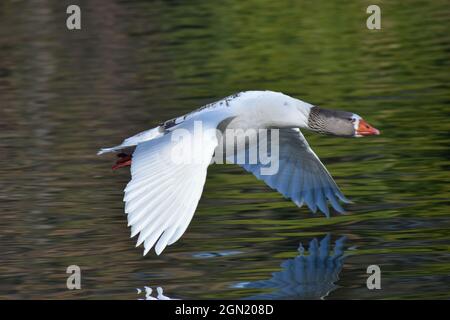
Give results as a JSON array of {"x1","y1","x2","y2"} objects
[
  {"x1": 236, "y1": 128, "x2": 350, "y2": 216},
  {"x1": 124, "y1": 120, "x2": 218, "y2": 255}
]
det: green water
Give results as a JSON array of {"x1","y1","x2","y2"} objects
[{"x1": 0, "y1": 0, "x2": 449, "y2": 299}]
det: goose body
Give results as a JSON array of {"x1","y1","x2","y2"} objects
[{"x1": 98, "y1": 91, "x2": 379, "y2": 255}]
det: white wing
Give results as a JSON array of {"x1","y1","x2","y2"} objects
[
  {"x1": 124, "y1": 119, "x2": 219, "y2": 255},
  {"x1": 237, "y1": 128, "x2": 350, "y2": 216}
]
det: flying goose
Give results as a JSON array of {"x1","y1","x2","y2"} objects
[{"x1": 98, "y1": 91, "x2": 379, "y2": 255}]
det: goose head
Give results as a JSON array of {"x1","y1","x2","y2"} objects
[{"x1": 307, "y1": 106, "x2": 380, "y2": 137}]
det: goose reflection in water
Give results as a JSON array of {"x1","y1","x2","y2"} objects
[
  {"x1": 236, "y1": 234, "x2": 346, "y2": 300},
  {"x1": 136, "y1": 234, "x2": 346, "y2": 300}
]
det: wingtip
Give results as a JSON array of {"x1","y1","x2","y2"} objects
[
  {"x1": 316, "y1": 205, "x2": 330, "y2": 218},
  {"x1": 316, "y1": 200, "x2": 330, "y2": 218},
  {"x1": 131, "y1": 230, "x2": 139, "y2": 238},
  {"x1": 155, "y1": 242, "x2": 166, "y2": 256},
  {"x1": 334, "y1": 195, "x2": 352, "y2": 213},
  {"x1": 97, "y1": 147, "x2": 116, "y2": 155},
  {"x1": 143, "y1": 246, "x2": 151, "y2": 256},
  {"x1": 338, "y1": 194, "x2": 353, "y2": 204},
  {"x1": 332, "y1": 205, "x2": 346, "y2": 215},
  {"x1": 136, "y1": 236, "x2": 145, "y2": 247}
]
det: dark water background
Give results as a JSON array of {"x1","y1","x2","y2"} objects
[{"x1": 0, "y1": 0, "x2": 449, "y2": 299}]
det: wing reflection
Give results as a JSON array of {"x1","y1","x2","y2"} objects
[
  {"x1": 237, "y1": 234, "x2": 346, "y2": 300},
  {"x1": 136, "y1": 286, "x2": 179, "y2": 300}
]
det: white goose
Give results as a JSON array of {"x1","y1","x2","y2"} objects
[{"x1": 98, "y1": 91, "x2": 379, "y2": 255}]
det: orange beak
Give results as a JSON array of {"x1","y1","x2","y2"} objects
[{"x1": 356, "y1": 119, "x2": 380, "y2": 136}]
